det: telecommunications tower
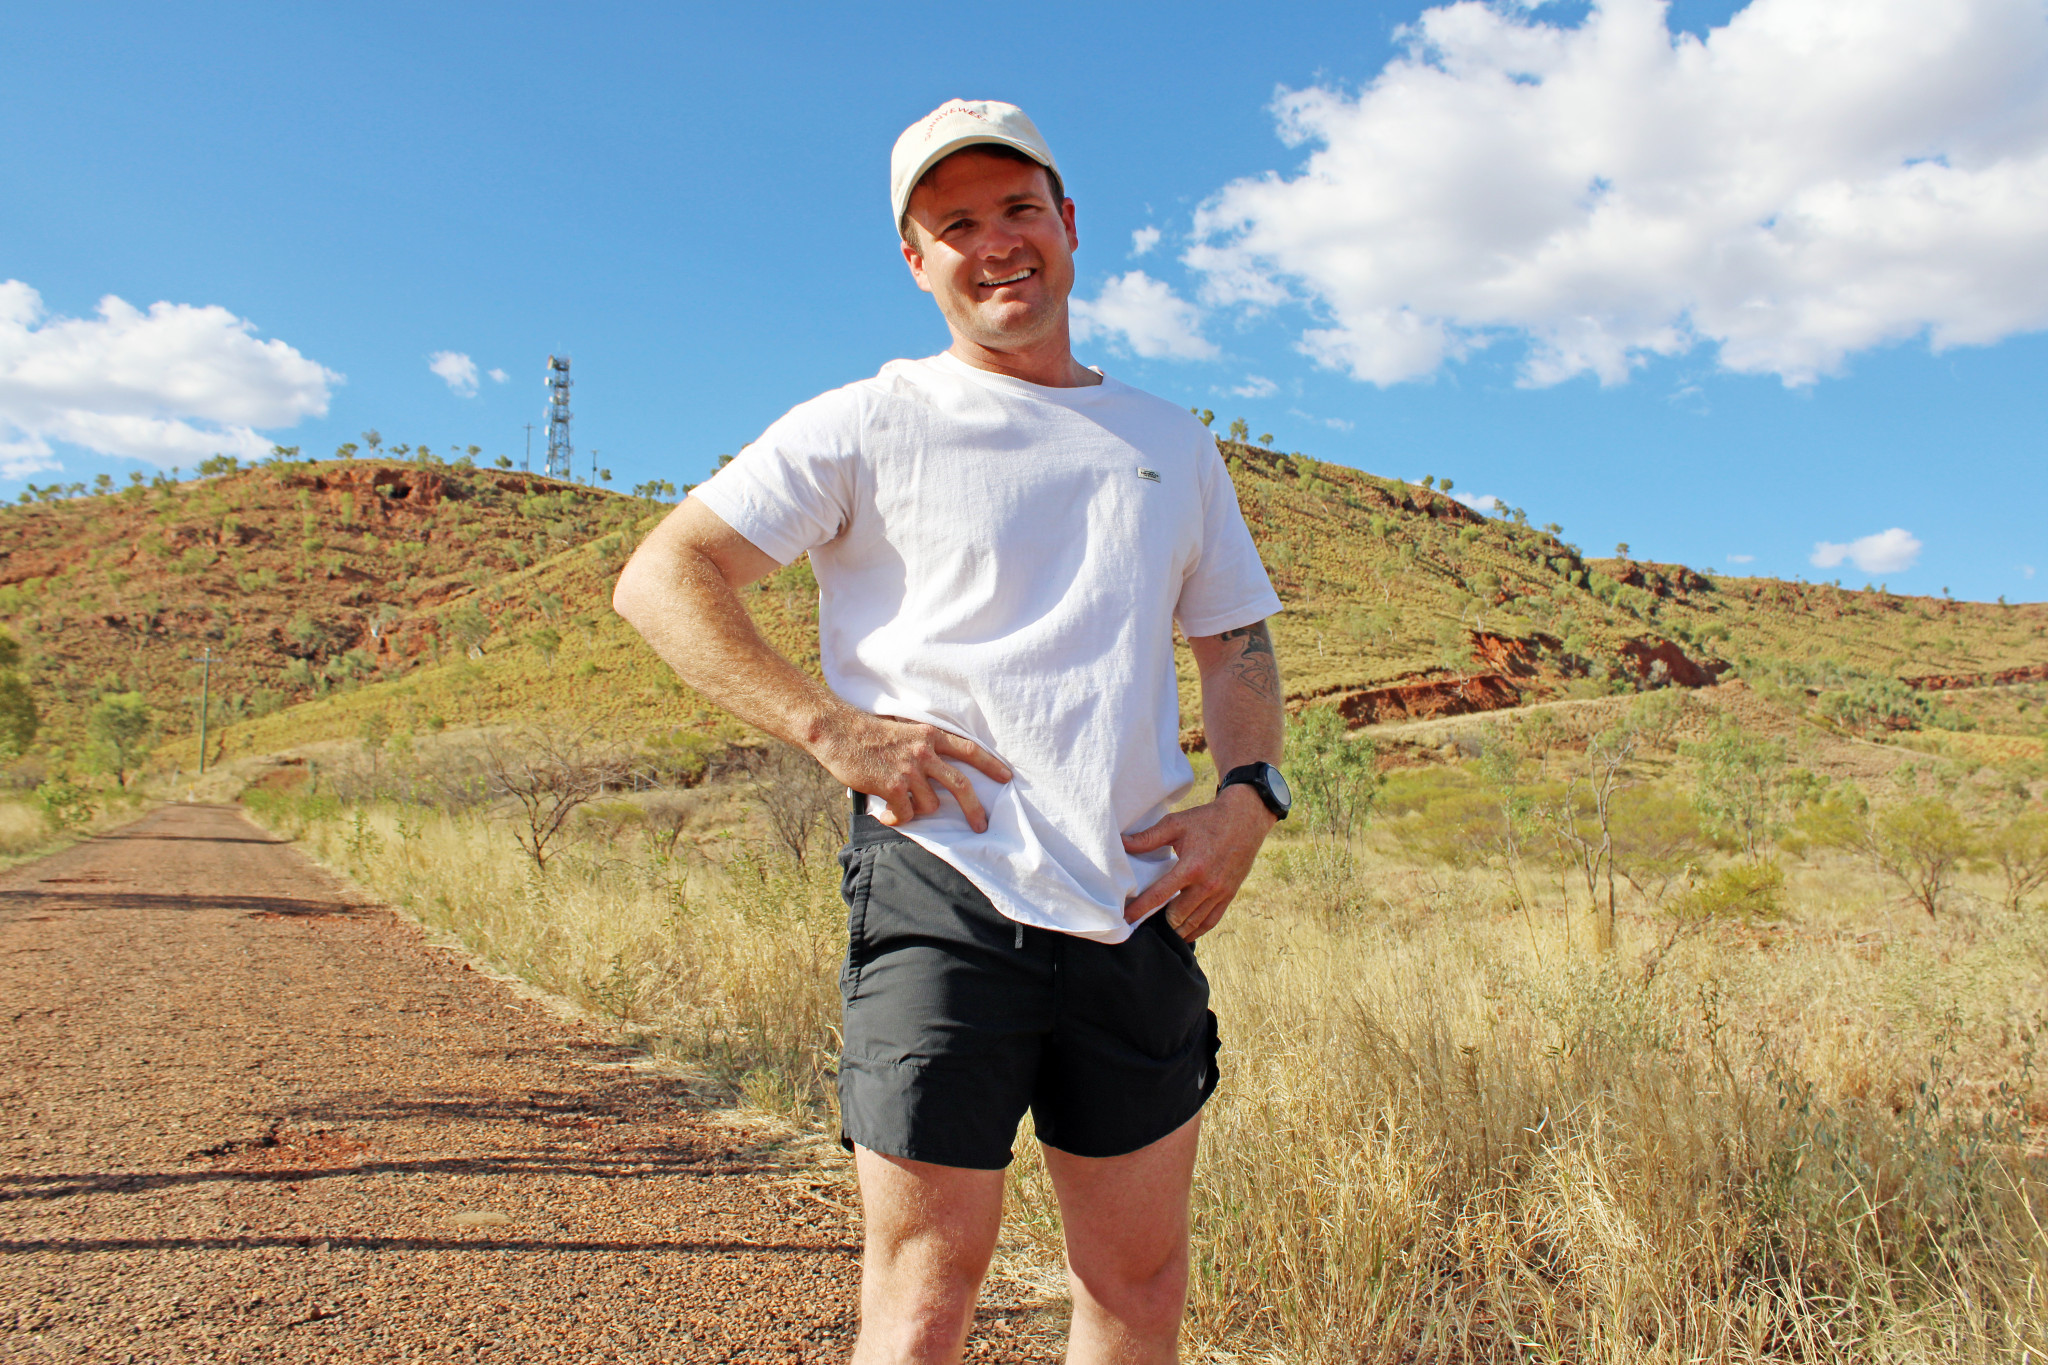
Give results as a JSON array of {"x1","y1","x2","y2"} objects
[{"x1": 543, "y1": 354, "x2": 574, "y2": 480}]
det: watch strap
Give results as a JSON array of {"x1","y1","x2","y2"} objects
[{"x1": 1219, "y1": 762, "x2": 1289, "y2": 819}]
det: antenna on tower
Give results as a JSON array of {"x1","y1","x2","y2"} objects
[{"x1": 543, "y1": 355, "x2": 573, "y2": 480}]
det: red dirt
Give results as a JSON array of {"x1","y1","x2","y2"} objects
[
  {"x1": 1906, "y1": 662, "x2": 2048, "y2": 691},
  {"x1": 1468, "y1": 631, "x2": 1557, "y2": 678},
  {"x1": 1616, "y1": 637, "x2": 1728, "y2": 689},
  {"x1": 0, "y1": 805, "x2": 1059, "y2": 1362},
  {"x1": 1329, "y1": 673, "x2": 1524, "y2": 725}
]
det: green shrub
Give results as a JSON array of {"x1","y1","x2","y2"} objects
[
  {"x1": 1669, "y1": 860, "x2": 1785, "y2": 922},
  {"x1": 1980, "y1": 811, "x2": 2048, "y2": 912},
  {"x1": 36, "y1": 775, "x2": 96, "y2": 833},
  {"x1": 1609, "y1": 786, "x2": 1710, "y2": 905},
  {"x1": 1285, "y1": 705, "x2": 1380, "y2": 848},
  {"x1": 85, "y1": 693, "x2": 151, "y2": 787}
]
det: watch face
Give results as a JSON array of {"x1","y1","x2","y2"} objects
[{"x1": 1264, "y1": 764, "x2": 1292, "y2": 810}]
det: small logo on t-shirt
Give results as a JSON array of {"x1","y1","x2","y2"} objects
[{"x1": 1136, "y1": 467, "x2": 1161, "y2": 482}]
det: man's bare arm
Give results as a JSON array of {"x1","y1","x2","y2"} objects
[
  {"x1": 612, "y1": 497, "x2": 1010, "y2": 829},
  {"x1": 1195, "y1": 621, "x2": 1284, "y2": 773},
  {"x1": 1120, "y1": 620, "x2": 1286, "y2": 940}
]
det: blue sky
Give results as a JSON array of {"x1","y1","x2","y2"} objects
[{"x1": 4, "y1": 0, "x2": 2043, "y2": 602}]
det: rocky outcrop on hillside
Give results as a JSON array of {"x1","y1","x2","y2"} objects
[
  {"x1": 1906, "y1": 662, "x2": 2048, "y2": 691},
  {"x1": 1617, "y1": 637, "x2": 1728, "y2": 689}
]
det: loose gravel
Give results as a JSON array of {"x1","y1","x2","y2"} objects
[{"x1": 0, "y1": 805, "x2": 1060, "y2": 1362}]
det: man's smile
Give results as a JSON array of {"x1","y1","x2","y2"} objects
[{"x1": 977, "y1": 268, "x2": 1035, "y2": 290}]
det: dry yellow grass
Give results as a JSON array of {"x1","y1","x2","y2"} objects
[
  {"x1": 0, "y1": 799, "x2": 50, "y2": 858},
  {"x1": 249, "y1": 788, "x2": 2048, "y2": 1363}
]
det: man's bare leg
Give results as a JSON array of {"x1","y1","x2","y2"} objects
[
  {"x1": 1041, "y1": 1114, "x2": 1201, "y2": 1365},
  {"x1": 852, "y1": 1146, "x2": 1007, "y2": 1364}
]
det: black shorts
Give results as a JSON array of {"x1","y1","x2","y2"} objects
[{"x1": 835, "y1": 809, "x2": 1220, "y2": 1171}]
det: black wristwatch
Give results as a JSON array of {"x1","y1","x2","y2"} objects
[{"x1": 1218, "y1": 762, "x2": 1291, "y2": 820}]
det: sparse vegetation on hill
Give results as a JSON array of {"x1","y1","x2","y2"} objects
[
  {"x1": 1208, "y1": 438, "x2": 2048, "y2": 729},
  {"x1": 2, "y1": 435, "x2": 2043, "y2": 785},
  {"x1": 0, "y1": 453, "x2": 694, "y2": 769}
]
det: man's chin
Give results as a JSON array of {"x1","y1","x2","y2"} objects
[{"x1": 953, "y1": 302, "x2": 1064, "y2": 352}]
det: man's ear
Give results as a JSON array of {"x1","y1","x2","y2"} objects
[
  {"x1": 900, "y1": 235, "x2": 935, "y2": 295},
  {"x1": 1062, "y1": 197, "x2": 1078, "y2": 253}
]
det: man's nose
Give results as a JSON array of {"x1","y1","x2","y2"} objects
[{"x1": 976, "y1": 218, "x2": 1026, "y2": 259}]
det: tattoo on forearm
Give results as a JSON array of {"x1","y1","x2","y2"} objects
[{"x1": 1217, "y1": 621, "x2": 1279, "y2": 701}]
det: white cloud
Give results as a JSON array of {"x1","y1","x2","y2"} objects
[
  {"x1": 1186, "y1": 0, "x2": 2048, "y2": 388},
  {"x1": 1231, "y1": 374, "x2": 1278, "y2": 398},
  {"x1": 1812, "y1": 527, "x2": 1922, "y2": 573},
  {"x1": 1130, "y1": 226, "x2": 1162, "y2": 257},
  {"x1": 2023, "y1": 564, "x2": 2037, "y2": 579},
  {"x1": 1451, "y1": 490, "x2": 1504, "y2": 513},
  {"x1": 1288, "y1": 407, "x2": 1354, "y2": 431},
  {"x1": 430, "y1": 350, "x2": 480, "y2": 397},
  {"x1": 0, "y1": 279, "x2": 336, "y2": 471},
  {"x1": 488, "y1": 367, "x2": 509, "y2": 384},
  {"x1": 1071, "y1": 271, "x2": 1219, "y2": 360},
  {"x1": 1727, "y1": 553, "x2": 1756, "y2": 564}
]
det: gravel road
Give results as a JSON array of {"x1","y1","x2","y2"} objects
[{"x1": 0, "y1": 804, "x2": 1055, "y2": 1363}]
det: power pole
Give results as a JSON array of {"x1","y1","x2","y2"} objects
[
  {"x1": 523, "y1": 423, "x2": 534, "y2": 473},
  {"x1": 194, "y1": 648, "x2": 219, "y2": 775}
]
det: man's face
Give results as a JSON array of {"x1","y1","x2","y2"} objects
[{"x1": 902, "y1": 150, "x2": 1078, "y2": 355}]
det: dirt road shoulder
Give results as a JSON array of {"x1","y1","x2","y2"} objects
[{"x1": 1, "y1": 803, "x2": 859, "y2": 1362}]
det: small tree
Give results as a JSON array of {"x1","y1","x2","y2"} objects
[
  {"x1": 1869, "y1": 797, "x2": 1977, "y2": 917},
  {"x1": 0, "y1": 627, "x2": 36, "y2": 756},
  {"x1": 0, "y1": 671, "x2": 37, "y2": 757},
  {"x1": 1609, "y1": 786, "x2": 1709, "y2": 907},
  {"x1": 87, "y1": 692, "x2": 152, "y2": 787},
  {"x1": 747, "y1": 740, "x2": 847, "y2": 866},
  {"x1": 481, "y1": 727, "x2": 632, "y2": 870},
  {"x1": 526, "y1": 625, "x2": 563, "y2": 667},
  {"x1": 1980, "y1": 811, "x2": 2048, "y2": 913},
  {"x1": 37, "y1": 775, "x2": 96, "y2": 832},
  {"x1": 1284, "y1": 705, "x2": 1381, "y2": 852},
  {"x1": 1684, "y1": 720, "x2": 1787, "y2": 862},
  {"x1": 1541, "y1": 695, "x2": 1671, "y2": 953},
  {"x1": 446, "y1": 602, "x2": 491, "y2": 658},
  {"x1": 1476, "y1": 735, "x2": 1549, "y2": 919},
  {"x1": 359, "y1": 711, "x2": 392, "y2": 777}
]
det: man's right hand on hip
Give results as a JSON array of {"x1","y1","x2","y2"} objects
[{"x1": 813, "y1": 712, "x2": 1012, "y2": 833}]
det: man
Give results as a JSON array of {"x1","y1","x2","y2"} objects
[{"x1": 613, "y1": 99, "x2": 1291, "y2": 1364}]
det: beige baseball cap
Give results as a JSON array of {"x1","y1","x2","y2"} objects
[{"x1": 890, "y1": 99, "x2": 1060, "y2": 229}]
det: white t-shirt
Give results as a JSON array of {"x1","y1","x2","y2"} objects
[{"x1": 693, "y1": 352, "x2": 1281, "y2": 943}]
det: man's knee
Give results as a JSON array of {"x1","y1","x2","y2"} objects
[
  {"x1": 855, "y1": 1147, "x2": 1005, "y2": 1357},
  {"x1": 859, "y1": 1234, "x2": 989, "y2": 1358},
  {"x1": 1070, "y1": 1245, "x2": 1190, "y2": 1335}
]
